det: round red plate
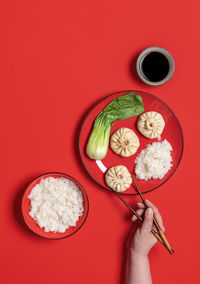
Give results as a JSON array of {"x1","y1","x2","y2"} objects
[
  {"x1": 79, "y1": 90, "x2": 184, "y2": 195},
  {"x1": 22, "y1": 173, "x2": 89, "y2": 239}
]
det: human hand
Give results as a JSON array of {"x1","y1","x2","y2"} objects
[{"x1": 128, "y1": 199, "x2": 165, "y2": 257}]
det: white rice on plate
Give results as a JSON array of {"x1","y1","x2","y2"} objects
[
  {"x1": 134, "y1": 139, "x2": 173, "y2": 180},
  {"x1": 28, "y1": 177, "x2": 84, "y2": 233}
]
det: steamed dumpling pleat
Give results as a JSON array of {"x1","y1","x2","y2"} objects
[
  {"x1": 110, "y1": 128, "x2": 140, "y2": 157},
  {"x1": 137, "y1": 111, "x2": 165, "y2": 139},
  {"x1": 105, "y1": 165, "x2": 132, "y2": 192}
]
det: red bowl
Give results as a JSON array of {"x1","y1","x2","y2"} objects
[{"x1": 22, "y1": 173, "x2": 89, "y2": 239}]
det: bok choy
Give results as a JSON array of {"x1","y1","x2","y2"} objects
[{"x1": 86, "y1": 92, "x2": 144, "y2": 160}]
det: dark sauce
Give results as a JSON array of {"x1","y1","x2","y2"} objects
[{"x1": 142, "y1": 52, "x2": 169, "y2": 82}]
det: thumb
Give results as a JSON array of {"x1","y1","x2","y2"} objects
[{"x1": 140, "y1": 207, "x2": 153, "y2": 235}]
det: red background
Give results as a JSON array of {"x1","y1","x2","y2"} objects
[{"x1": 0, "y1": 1, "x2": 199, "y2": 283}]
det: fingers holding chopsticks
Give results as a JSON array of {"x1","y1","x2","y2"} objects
[
  {"x1": 144, "y1": 199, "x2": 165, "y2": 232},
  {"x1": 131, "y1": 208, "x2": 145, "y2": 222},
  {"x1": 129, "y1": 199, "x2": 174, "y2": 254},
  {"x1": 132, "y1": 200, "x2": 165, "y2": 232}
]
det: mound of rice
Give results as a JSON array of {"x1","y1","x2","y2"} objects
[
  {"x1": 134, "y1": 139, "x2": 173, "y2": 180},
  {"x1": 28, "y1": 177, "x2": 84, "y2": 233}
]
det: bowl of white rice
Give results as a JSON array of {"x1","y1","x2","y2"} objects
[{"x1": 22, "y1": 173, "x2": 89, "y2": 239}]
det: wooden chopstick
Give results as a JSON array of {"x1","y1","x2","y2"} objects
[
  {"x1": 132, "y1": 177, "x2": 174, "y2": 255},
  {"x1": 108, "y1": 187, "x2": 170, "y2": 250}
]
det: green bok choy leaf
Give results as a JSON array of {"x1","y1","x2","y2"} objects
[{"x1": 86, "y1": 92, "x2": 144, "y2": 160}]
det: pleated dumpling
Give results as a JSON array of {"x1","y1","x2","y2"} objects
[
  {"x1": 110, "y1": 127, "x2": 140, "y2": 157},
  {"x1": 105, "y1": 165, "x2": 132, "y2": 192},
  {"x1": 137, "y1": 111, "x2": 165, "y2": 139}
]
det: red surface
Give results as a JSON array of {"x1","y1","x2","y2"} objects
[
  {"x1": 22, "y1": 173, "x2": 89, "y2": 239},
  {"x1": 80, "y1": 90, "x2": 183, "y2": 194},
  {"x1": 0, "y1": 1, "x2": 199, "y2": 284}
]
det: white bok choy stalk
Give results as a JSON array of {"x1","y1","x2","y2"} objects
[{"x1": 86, "y1": 92, "x2": 144, "y2": 160}]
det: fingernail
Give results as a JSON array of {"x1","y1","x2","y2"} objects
[
  {"x1": 147, "y1": 208, "x2": 153, "y2": 215},
  {"x1": 131, "y1": 215, "x2": 136, "y2": 221}
]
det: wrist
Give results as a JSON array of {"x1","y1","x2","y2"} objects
[
  {"x1": 130, "y1": 247, "x2": 149, "y2": 259},
  {"x1": 127, "y1": 248, "x2": 152, "y2": 284}
]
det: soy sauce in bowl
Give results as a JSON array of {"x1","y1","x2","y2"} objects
[
  {"x1": 136, "y1": 47, "x2": 175, "y2": 86},
  {"x1": 142, "y1": 52, "x2": 169, "y2": 82}
]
